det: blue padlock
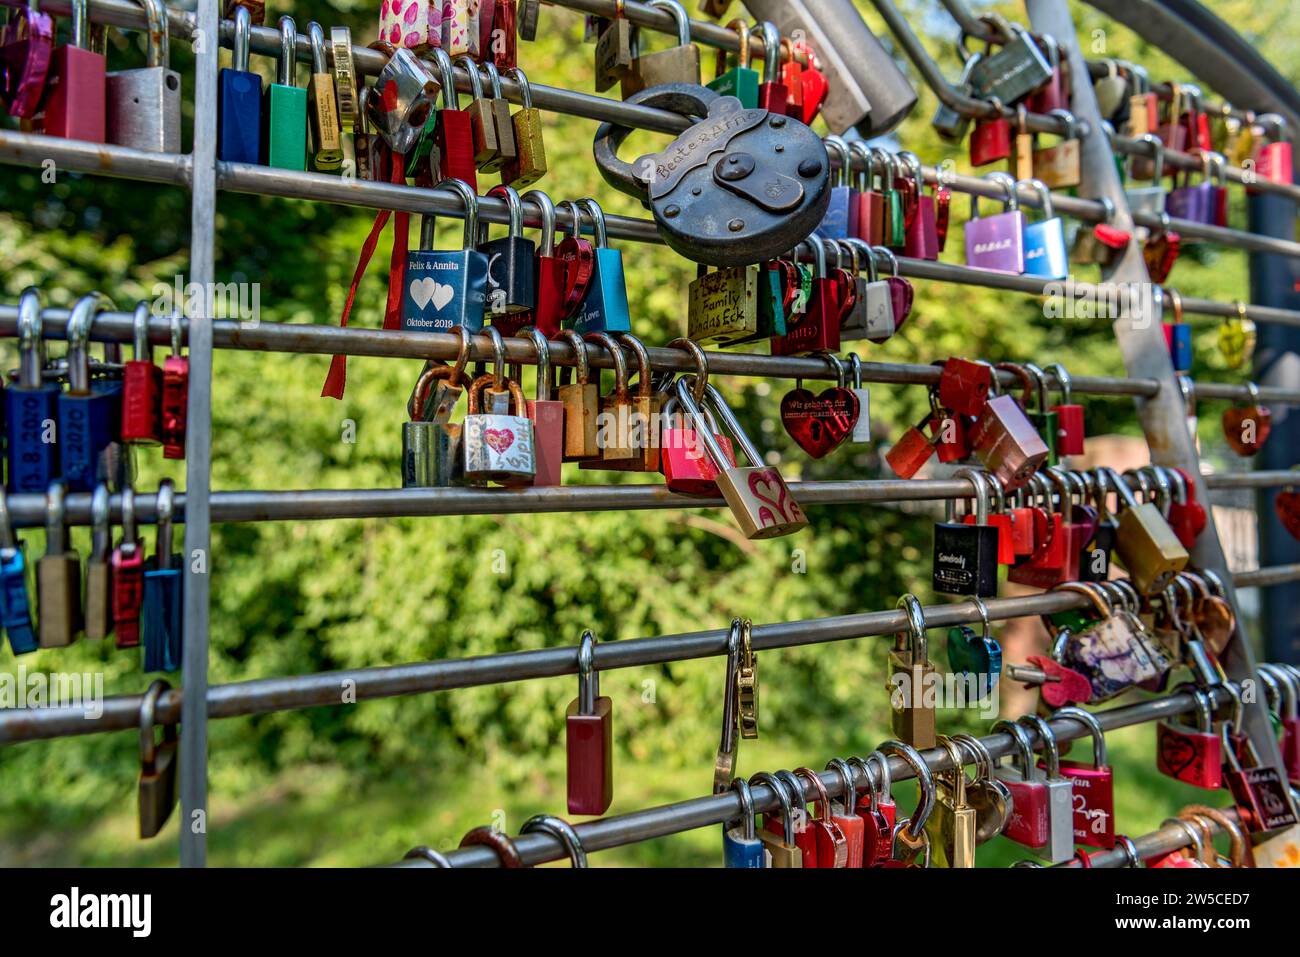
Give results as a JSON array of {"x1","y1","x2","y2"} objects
[
  {"x1": 59, "y1": 293, "x2": 122, "y2": 494},
  {"x1": 217, "y1": 5, "x2": 263, "y2": 164},
  {"x1": 723, "y1": 777, "x2": 768, "y2": 868},
  {"x1": 1160, "y1": 287, "x2": 1193, "y2": 373},
  {"x1": 0, "y1": 489, "x2": 37, "y2": 655},
  {"x1": 816, "y1": 135, "x2": 855, "y2": 240},
  {"x1": 567, "y1": 198, "x2": 630, "y2": 334},
  {"x1": 142, "y1": 479, "x2": 183, "y2": 673},
  {"x1": 5, "y1": 288, "x2": 61, "y2": 493},
  {"x1": 402, "y1": 178, "x2": 489, "y2": 333},
  {"x1": 1020, "y1": 179, "x2": 1068, "y2": 280}
]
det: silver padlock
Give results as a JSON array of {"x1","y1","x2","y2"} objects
[
  {"x1": 462, "y1": 371, "x2": 535, "y2": 486},
  {"x1": 842, "y1": 237, "x2": 895, "y2": 343},
  {"x1": 848, "y1": 353, "x2": 871, "y2": 444},
  {"x1": 1019, "y1": 714, "x2": 1076, "y2": 864},
  {"x1": 106, "y1": 0, "x2": 182, "y2": 152}
]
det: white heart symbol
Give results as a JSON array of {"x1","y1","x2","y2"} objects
[
  {"x1": 430, "y1": 282, "x2": 455, "y2": 312},
  {"x1": 409, "y1": 277, "x2": 437, "y2": 310}
]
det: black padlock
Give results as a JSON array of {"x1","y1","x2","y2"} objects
[
  {"x1": 593, "y1": 84, "x2": 830, "y2": 266},
  {"x1": 138, "y1": 679, "x2": 178, "y2": 839},
  {"x1": 478, "y1": 184, "x2": 536, "y2": 317},
  {"x1": 933, "y1": 467, "x2": 999, "y2": 598}
]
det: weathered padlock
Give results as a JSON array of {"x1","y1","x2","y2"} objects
[
  {"x1": 687, "y1": 263, "x2": 760, "y2": 345},
  {"x1": 138, "y1": 679, "x2": 178, "y2": 838},
  {"x1": 554, "y1": 328, "x2": 600, "y2": 461},
  {"x1": 566, "y1": 630, "x2": 614, "y2": 816},
  {"x1": 888, "y1": 594, "x2": 936, "y2": 751},
  {"x1": 676, "y1": 379, "x2": 807, "y2": 539},
  {"x1": 161, "y1": 313, "x2": 188, "y2": 460},
  {"x1": 579, "y1": 331, "x2": 635, "y2": 463},
  {"x1": 402, "y1": 361, "x2": 465, "y2": 488},
  {"x1": 142, "y1": 479, "x2": 183, "y2": 672},
  {"x1": 594, "y1": 84, "x2": 831, "y2": 266},
  {"x1": 659, "y1": 340, "x2": 736, "y2": 494},
  {"x1": 1105, "y1": 466, "x2": 1188, "y2": 595},
  {"x1": 462, "y1": 368, "x2": 535, "y2": 485},
  {"x1": 262, "y1": 16, "x2": 307, "y2": 169},
  {"x1": 967, "y1": 22, "x2": 1052, "y2": 105},
  {"x1": 501, "y1": 67, "x2": 547, "y2": 188},
  {"x1": 1054, "y1": 707, "x2": 1115, "y2": 849},
  {"x1": 37, "y1": 481, "x2": 82, "y2": 647},
  {"x1": 106, "y1": 0, "x2": 180, "y2": 152},
  {"x1": 593, "y1": 6, "x2": 635, "y2": 93},
  {"x1": 1032, "y1": 110, "x2": 1082, "y2": 190},
  {"x1": 969, "y1": 389, "x2": 1049, "y2": 492},
  {"x1": 6, "y1": 288, "x2": 61, "y2": 493},
  {"x1": 601, "y1": 334, "x2": 661, "y2": 472},
  {"x1": 39, "y1": 0, "x2": 105, "y2": 142},
  {"x1": 402, "y1": 178, "x2": 488, "y2": 333},
  {"x1": 59, "y1": 293, "x2": 122, "y2": 493},
  {"x1": 111, "y1": 484, "x2": 146, "y2": 649},
  {"x1": 122, "y1": 302, "x2": 162, "y2": 446},
  {"x1": 620, "y1": 0, "x2": 700, "y2": 96},
  {"x1": 1156, "y1": 686, "x2": 1222, "y2": 788},
  {"x1": 83, "y1": 483, "x2": 113, "y2": 641},
  {"x1": 305, "y1": 21, "x2": 342, "y2": 171},
  {"x1": 933, "y1": 467, "x2": 999, "y2": 598},
  {"x1": 0, "y1": 487, "x2": 38, "y2": 655},
  {"x1": 363, "y1": 39, "x2": 438, "y2": 156},
  {"x1": 479, "y1": 61, "x2": 517, "y2": 174},
  {"x1": 1221, "y1": 718, "x2": 1298, "y2": 834}
]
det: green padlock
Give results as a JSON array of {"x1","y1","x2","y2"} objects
[
  {"x1": 1024, "y1": 362, "x2": 1059, "y2": 466},
  {"x1": 883, "y1": 152, "x2": 907, "y2": 249},
  {"x1": 705, "y1": 19, "x2": 758, "y2": 110},
  {"x1": 263, "y1": 15, "x2": 307, "y2": 170}
]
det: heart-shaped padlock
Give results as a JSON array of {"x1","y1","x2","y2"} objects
[
  {"x1": 593, "y1": 84, "x2": 831, "y2": 266},
  {"x1": 780, "y1": 386, "x2": 859, "y2": 458}
]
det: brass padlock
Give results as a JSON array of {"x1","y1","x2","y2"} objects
[
  {"x1": 736, "y1": 618, "x2": 758, "y2": 739},
  {"x1": 555, "y1": 329, "x2": 601, "y2": 461},
  {"x1": 888, "y1": 594, "x2": 936, "y2": 750},
  {"x1": 83, "y1": 484, "x2": 113, "y2": 640},
  {"x1": 38, "y1": 482, "x2": 83, "y2": 647},
  {"x1": 580, "y1": 331, "x2": 636, "y2": 463},
  {"x1": 598, "y1": 333, "x2": 662, "y2": 472},
  {"x1": 1104, "y1": 467, "x2": 1189, "y2": 594},
  {"x1": 926, "y1": 736, "x2": 977, "y2": 868},
  {"x1": 138, "y1": 679, "x2": 178, "y2": 839},
  {"x1": 621, "y1": 0, "x2": 701, "y2": 97},
  {"x1": 502, "y1": 67, "x2": 547, "y2": 188}
]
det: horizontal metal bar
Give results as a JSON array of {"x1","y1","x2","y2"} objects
[
  {"x1": 1053, "y1": 808, "x2": 1240, "y2": 868},
  {"x1": 395, "y1": 684, "x2": 1239, "y2": 867},
  {"x1": 1233, "y1": 564, "x2": 1300, "y2": 589}
]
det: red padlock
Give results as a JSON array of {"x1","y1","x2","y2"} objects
[
  {"x1": 937, "y1": 357, "x2": 993, "y2": 417},
  {"x1": 161, "y1": 315, "x2": 189, "y2": 460},
  {"x1": 566, "y1": 631, "x2": 614, "y2": 816},
  {"x1": 993, "y1": 720, "x2": 1051, "y2": 849},
  {"x1": 1045, "y1": 363, "x2": 1085, "y2": 456},
  {"x1": 970, "y1": 114, "x2": 1012, "y2": 167},
  {"x1": 770, "y1": 239, "x2": 840, "y2": 356},
  {"x1": 964, "y1": 472, "x2": 1016, "y2": 565},
  {"x1": 520, "y1": 329, "x2": 564, "y2": 488},
  {"x1": 38, "y1": 0, "x2": 106, "y2": 142},
  {"x1": 659, "y1": 356, "x2": 736, "y2": 494},
  {"x1": 753, "y1": 22, "x2": 787, "y2": 115},
  {"x1": 825, "y1": 759, "x2": 864, "y2": 868},
  {"x1": 520, "y1": 190, "x2": 567, "y2": 339},
  {"x1": 1156, "y1": 688, "x2": 1222, "y2": 789},
  {"x1": 121, "y1": 304, "x2": 163, "y2": 446},
  {"x1": 110, "y1": 487, "x2": 146, "y2": 650},
  {"x1": 429, "y1": 48, "x2": 477, "y2": 192},
  {"x1": 899, "y1": 153, "x2": 939, "y2": 261},
  {"x1": 852, "y1": 752, "x2": 896, "y2": 867},
  {"x1": 885, "y1": 414, "x2": 936, "y2": 479},
  {"x1": 1054, "y1": 708, "x2": 1116, "y2": 849},
  {"x1": 1166, "y1": 467, "x2": 1208, "y2": 549}
]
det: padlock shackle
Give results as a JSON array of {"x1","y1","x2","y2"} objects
[
  {"x1": 44, "y1": 481, "x2": 67, "y2": 556},
  {"x1": 749, "y1": 771, "x2": 795, "y2": 845},
  {"x1": 486, "y1": 183, "x2": 524, "y2": 240},
  {"x1": 701, "y1": 382, "x2": 763, "y2": 467},
  {"x1": 133, "y1": 0, "x2": 169, "y2": 68},
  {"x1": 90, "y1": 483, "x2": 111, "y2": 562},
  {"x1": 307, "y1": 21, "x2": 328, "y2": 74},
  {"x1": 502, "y1": 66, "x2": 532, "y2": 110},
  {"x1": 896, "y1": 592, "x2": 928, "y2": 664},
  {"x1": 138, "y1": 679, "x2": 171, "y2": 766},
  {"x1": 1102, "y1": 465, "x2": 1139, "y2": 511},
  {"x1": 823, "y1": 134, "x2": 850, "y2": 188},
  {"x1": 430, "y1": 47, "x2": 457, "y2": 110},
  {"x1": 847, "y1": 140, "x2": 872, "y2": 193},
  {"x1": 275, "y1": 16, "x2": 297, "y2": 88},
  {"x1": 879, "y1": 740, "x2": 935, "y2": 838},
  {"x1": 480, "y1": 60, "x2": 506, "y2": 101},
  {"x1": 67, "y1": 291, "x2": 114, "y2": 395},
  {"x1": 954, "y1": 466, "x2": 990, "y2": 526},
  {"x1": 847, "y1": 352, "x2": 864, "y2": 390},
  {"x1": 556, "y1": 329, "x2": 590, "y2": 387},
  {"x1": 518, "y1": 327, "x2": 550, "y2": 402},
  {"x1": 578, "y1": 197, "x2": 609, "y2": 249},
  {"x1": 986, "y1": 170, "x2": 1018, "y2": 212},
  {"x1": 1044, "y1": 362, "x2": 1072, "y2": 406},
  {"x1": 618, "y1": 333, "x2": 653, "y2": 399},
  {"x1": 155, "y1": 479, "x2": 175, "y2": 567},
  {"x1": 585, "y1": 331, "x2": 628, "y2": 401},
  {"x1": 231, "y1": 4, "x2": 251, "y2": 72},
  {"x1": 1054, "y1": 706, "x2": 1107, "y2": 768},
  {"x1": 576, "y1": 629, "x2": 598, "y2": 714},
  {"x1": 728, "y1": 776, "x2": 757, "y2": 841},
  {"x1": 801, "y1": 232, "x2": 826, "y2": 278},
  {"x1": 794, "y1": 766, "x2": 833, "y2": 823},
  {"x1": 435, "y1": 177, "x2": 479, "y2": 250},
  {"x1": 992, "y1": 718, "x2": 1036, "y2": 778},
  {"x1": 131, "y1": 301, "x2": 152, "y2": 361},
  {"x1": 755, "y1": 20, "x2": 779, "y2": 81},
  {"x1": 648, "y1": 0, "x2": 690, "y2": 47},
  {"x1": 936, "y1": 738, "x2": 966, "y2": 805},
  {"x1": 519, "y1": 815, "x2": 588, "y2": 868},
  {"x1": 16, "y1": 286, "x2": 46, "y2": 388},
  {"x1": 454, "y1": 54, "x2": 485, "y2": 100},
  {"x1": 1021, "y1": 178, "x2": 1053, "y2": 222},
  {"x1": 521, "y1": 189, "x2": 555, "y2": 256},
  {"x1": 1018, "y1": 713, "x2": 1060, "y2": 777}
]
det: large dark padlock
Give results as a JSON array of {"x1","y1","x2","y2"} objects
[
  {"x1": 59, "y1": 293, "x2": 122, "y2": 493},
  {"x1": 566, "y1": 630, "x2": 614, "y2": 816},
  {"x1": 138, "y1": 680, "x2": 178, "y2": 839},
  {"x1": 6, "y1": 288, "x2": 60, "y2": 493},
  {"x1": 593, "y1": 85, "x2": 830, "y2": 266},
  {"x1": 479, "y1": 184, "x2": 536, "y2": 317},
  {"x1": 932, "y1": 467, "x2": 999, "y2": 598},
  {"x1": 142, "y1": 480, "x2": 183, "y2": 673}
]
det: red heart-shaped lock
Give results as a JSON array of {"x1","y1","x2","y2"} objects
[
  {"x1": 1276, "y1": 489, "x2": 1300, "y2": 540},
  {"x1": 799, "y1": 66, "x2": 829, "y2": 125},
  {"x1": 1221, "y1": 404, "x2": 1271, "y2": 456},
  {"x1": 1026, "y1": 655, "x2": 1092, "y2": 707},
  {"x1": 780, "y1": 387, "x2": 860, "y2": 459}
]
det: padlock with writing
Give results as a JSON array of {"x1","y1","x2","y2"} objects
[
  {"x1": 1054, "y1": 707, "x2": 1115, "y2": 849},
  {"x1": 566, "y1": 630, "x2": 614, "y2": 816},
  {"x1": 121, "y1": 303, "x2": 162, "y2": 446},
  {"x1": 993, "y1": 719, "x2": 1051, "y2": 849},
  {"x1": 142, "y1": 479, "x2": 183, "y2": 672},
  {"x1": 1222, "y1": 719, "x2": 1298, "y2": 834},
  {"x1": 403, "y1": 179, "x2": 488, "y2": 333},
  {"x1": 262, "y1": 16, "x2": 307, "y2": 170},
  {"x1": 0, "y1": 488, "x2": 38, "y2": 655},
  {"x1": 111, "y1": 485, "x2": 145, "y2": 649},
  {"x1": 462, "y1": 370, "x2": 535, "y2": 485},
  {"x1": 40, "y1": 0, "x2": 105, "y2": 142},
  {"x1": 305, "y1": 22, "x2": 342, "y2": 172},
  {"x1": 138, "y1": 680, "x2": 178, "y2": 838},
  {"x1": 106, "y1": 0, "x2": 180, "y2": 152},
  {"x1": 933, "y1": 467, "x2": 999, "y2": 598},
  {"x1": 687, "y1": 263, "x2": 759, "y2": 345},
  {"x1": 479, "y1": 184, "x2": 536, "y2": 318},
  {"x1": 37, "y1": 481, "x2": 82, "y2": 648},
  {"x1": 965, "y1": 172, "x2": 1024, "y2": 274},
  {"x1": 1156, "y1": 686, "x2": 1222, "y2": 788},
  {"x1": 888, "y1": 595, "x2": 936, "y2": 750},
  {"x1": 1020, "y1": 714, "x2": 1076, "y2": 864},
  {"x1": 565, "y1": 199, "x2": 630, "y2": 334},
  {"x1": 59, "y1": 293, "x2": 121, "y2": 493},
  {"x1": 6, "y1": 288, "x2": 60, "y2": 493}
]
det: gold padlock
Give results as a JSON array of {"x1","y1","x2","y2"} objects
[
  {"x1": 502, "y1": 67, "x2": 547, "y2": 188},
  {"x1": 926, "y1": 736, "x2": 977, "y2": 868},
  {"x1": 1104, "y1": 467, "x2": 1189, "y2": 594},
  {"x1": 687, "y1": 264, "x2": 760, "y2": 345},
  {"x1": 888, "y1": 594, "x2": 936, "y2": 750}
]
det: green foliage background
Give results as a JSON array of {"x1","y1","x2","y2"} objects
[{"x1": 0, "y1": 0, "x2": 1286, "y2": 866}]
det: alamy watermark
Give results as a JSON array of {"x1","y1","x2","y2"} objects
[
  {"x1": 0, "y1": 666, "x2": 104, "y2": 719},
  {"x1": 150, "y1": 275, "x2": 261, "y2": 325}
]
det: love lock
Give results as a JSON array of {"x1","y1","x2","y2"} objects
[{"x1": 592, "y1": 84, "x2": 831, "y2": 266}]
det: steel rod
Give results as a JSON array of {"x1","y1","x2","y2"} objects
[
  {"x1": 392, "y1": 685, "x2": 1240, "y2": 867},
  {"x1": 1052, "y1": 810, "x2": 1240, "y2": 868}
]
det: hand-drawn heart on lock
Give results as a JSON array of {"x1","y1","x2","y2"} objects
[
  {"x1": 780, "y1": 387, "x2": 859, "y2": 458},
  {"x1": 484, "y1": 428, "x2": 516, "y2": 454},
  {"x1": 409, "y1": 278, "x2": 454, "y2": 312}
]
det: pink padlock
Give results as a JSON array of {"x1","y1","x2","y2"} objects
[{"x1": 0, "y1": 2, "x2": 55, "y2": 119}]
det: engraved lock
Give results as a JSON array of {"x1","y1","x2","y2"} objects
[
  {"x1": 363, "y1": 39, "x2": 438, "y2": 156},
  {"x1": 122, "y1": 302, "x2": 163, "y2": 446},
  {"x1": 965, "y1": 171, "x2": 1025, "y2": 274},
  {"x1": 0, "y1": 486, "x2": 38, "y2": 655},
  {"x1": 687, "y1": 262, "x2": 761, "y2": 345},
  {"x1": 330, "y1": 26, "x2": 358, "y2": 177},
  {"x1": 111, "y1": 484, "x2": 146, "y2": 649},
  {"x1": 479, "y1": 184, "x2": 537, "y2": 318},
  {"x1": 1019, "y1": 714, "x2": 1076, "y2": 864},
  {"x1": 1054, "y1": 707, "x2": 1116, "y2": 849},
  {"x1": 502, "y1": 67, "x2": 547, "y2": 188},
  {"x1": 1221, "y1": 715, "x2": 1299, "y2": 834},
  {"x1": 566, "y1": 630, "x2": 614, "y2": 816},
  {"x1": 142, "y1": 479, "x2": 183, "y2": 672},
  {"x1": 1019, "y1": 179, "x2": 1068, "y2": 280},
  {"x1": 593, "y1": 84, "x2": 831, "y2": 266},
  {"x1": 83, "y1": 483, "x2": 113, "y2": 641},
  {"x1": 59, "y1": 292, "x2": 122, "y2": 494},
  {"x1": 480, "y1": 62, "x2": 517, "y2": 174},
  {"x1": 554, "y1": 328, "x2": 600, "y2": 461},
  {"x1": 621, "y1": 0, "x2": 700, "y2": 96},
  {"x1": 403, "y1": 178, "x2": 489, "y2": 333},
  {"x1": 887, "y1": 594, "x2": 936, "y2": 751},
  {"x1": 677, "y1": 379, "x2": 808, "y2": 539},
  {"x1": 105, "y1": 0, "x2": 180, "y2": 152},
  {"x1": 138, "y1": 679, "x2": 178, "y2": 839},
  {"x1": 933, "y1": 467, "x2": 999, "y2": 598},
  {"x1": 40, "y1": 0, "x2": 106, "y2": 142},
  {"x1": 970, "y1": 388, "x2": 1049, "y2": 493},
  {"x1": 6, "y1": 288, "x2": 61, "y2": 493},
  {"x1": 37, "y1": 481, "x2": 82, "y2": 648},
  {"x1": 565, "y1": 199, "x2": 631, "y2": 334},
  {"x1": 306, "y1": 22, "x2": 343, "y2": 172},
  {"x1": 263, "y1": 16, "x2": 307, "y2": 170},
  {"x1": 1105, "y1": 466, "x2": 1189, "y2": 595}
]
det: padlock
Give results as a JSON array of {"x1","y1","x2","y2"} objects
[
  {"x1": 928, "y1": 388, "x2": 969, "y2": 465},
  {"x1": 993, "y1": 719, "x2": 1052, "y2": 849},
  {"x1": 0, "y1": 0, "x2": 54, "y2": 119},
  {"x1": 705, "y1": 19, "x2": 757, "y2": 109},
  {"x1": 723, "y1": 777, "x2": 766, "y2": 868},
  {"x1": 501, "y1": 67, "x2": 546, "y2": 188},
  {"x1": 1218, "y1": 299, "x2": 1256, "y2": 371},
  {"x1": 967, "y1": 22, "x2": 1052, "y2": 105},
  {"x1": 779, "y1": 353, "x2": 858, "y2": 460},
  {"x1": 945, "y1": 595, "x2": 1001, "y2": 685},
  {"x1": 402, "y1": 360, "x2": 465, "y2": 488},
  {"x1": 1025, "y1": 35, "x2": 1067, "y2": 113},
  {"x1": 554, "y1": 329, "x2": 600, "y2": 461},
  {"x1": 1092, "y1": 59, "x2": 1127, "y2": 121},
  {"x1": 304, "y1": 22, "x2": 342, "y2": 172},
  {"x1": 1143, "y1": 214, "x2": 1182, "y2": 286},
  {"x1": 839, "y1": 238, "x2": 893, "y2": 344},
  {"x1": 1043, "y1": 363, "x2": 1084, "y2": 456},
  {"x1": 578, "y1": 331, "x2": 635, "y2": 464},
  {"x1": 83, "y1": 483, "x2": 113, "y2": 641},
  {"x1": 477, "y1": 0, "x2": 496, "y2": 62},
  {"x1": 751, "y1": 21, "x2": 786, "y2": 115},
  {"x1": 0, "y1": 487, "x2": 38, "y2": 655},
  {"x1": 1053, "y1": 707, "x2": 1115, "y2": 849},
  {"x1": 364, "y1": 39, "x2": 439, "y2": 157},
  {"x1": 933, "y1": 467, "x2": 999, "y2": 598},
  {"x1": 1253, "y1": 138, "x2": 1294, "y2": 190},
  {"x1": 621, "y1": 0, "x2": 699, "y2": 96},
  {"x1": 770, "y1": 235, "x2": 840, "y2": 356},
  {"x1": 565, "y1": 630, "x2": 614, "y2": 816},
  {"x1": 853, "y1": 751, "x2": 897, "y2": 867},
  {"x1": 818, "y1": 135, "x2": 855, "y2": 241},
  {"x1": 593, "y1": 6, "x2": 635, "y2": 93},
  {"x1": 161, "y1": 313, "x2": 188, "y2": 460},
  {"x1": 713, "y1": 619, "x2": 743, "y2": 791},
  {"x1": 462, "y1": 371, "x2": 535, "y2": 485},
  {"x1": 687, "y1": 263, "x2": 760, "y2": 345},
  {"x1": 1008, "y1": 472, "x2": 1069, "y2": 587},
  {"x1": 59, "y1": 293, "x2": 121, "y2": 493},
  {"x1": 402, "y1": 178, "x2": 488, "y2": 333},
  {"x1": 261, "y1": 16, "x2": 307, "y2": 169},
  {"x1": 603, "y1": 334, "x2": 661, "y2": 472},
  {"x1": 479, "y1": 184, "x2": 536, "y2": 318},
  {"x1": 763, "y1": 770, "x2": 817, "y2": 866},
  {"x1": 553, "y1": 198, "x2": 595, "y2": 324},
  {"x1": 1166, "y1": 151, "x2": 1214, "y2": 226},
  {"x1": 824, "y1": 758, "x2": 864, "y2": 867},
  {"x1": 752, "y1": 771, "x2": 802, "y2": 867},
  {"x1": 1157, "y1": 287, "x2": 1193, "y2": 374},
  {"x1": 1071, "y1": 196, "x2": 1129, "y2": 266},
  {"x1": 1022, "y1": 362, "x2": 1058, "y2": 467},
  {"x1": 517, "y1": 190, "x2": 566, "y2": 338},
  {"x1": 937, "y1": 357, "x2": 993, "y2": 418},
  {"x1": 121, "y1": 302, "x2": 162, "y2": 446},
  {"x1": 1125, "y1": 133, "x2": 1167, "y2": 220},
  {"x1": 1222, "y1": 719, "x2": 1299, "y2": 834},
  {"x1": 966, "y1": 472, "x2": 1015, "y2": 566},
  {"x1": 1019, "y1": 714, "x2": 1075, "y2": 864},
  {"x1": 926, "y1": 737, "x2": 977, "y2": 868},
  {"x1": 593, "y1": 84, "x2": 830, "y2": 267},
  {"x1": 1156, "y1": 686, "x2": 1222, "y2": 788},
  {"x1": 848, "y1": 142, "x2": 884, "y2": 247},
  {"x1": 970, "y1": 389, "x2": 1049, "y2": 492},
  {"x1": 878, "y1": 740, "x2": 935, "y2": 868},
  {"x1": 489, "y1": 0, "x2": 518, "y2": 68},
  {"x1": 421, "y1": 47, "x2": 474, "y2": 189},
  {"x1": 478, "y1": 61, "x2": 517, "y2": 174},
  {"x1": 1104, "y1": 466, "x2": 1188, "y2": 594},
  {"x1": 379, "y1": 0, "x2": 439, "y2": 51},
  {"x1": 1222, "y1": 381, "x2": 1271, "y2": 458},
  {"x1": 791, "y1": 40, "x2": 826, "y2": 126},
  {"x1": 329, "y1": 26, "x2": 358, "y2": 175},
  {"x1": 874, "y1": 246, "x2": 913, "y2": 336},
  {"x1": 516, "y1": 328, "x2": 563, "y2": 487},
  {"x1": 37, "y1": 481, "x2": 82, "y2": 647},
  {"x1": 965, "y1": 172, "x2": 1024, "y2": 274},
  {"x1": 111, "y1": 484, "x2": 146, "y2": 649},
  {"x1": 885, "y1": 411, "x2": 937, "y2": 480},
  {"x1": 791, "y1": 767, "x2": 849, "y2": 868},
  {"x1": 565, "y1": 199, "x2": 631, "y2": 334},
  {"x1": 658, "y1": 341, "x2": 736, "y2": 494},
  {"x1": 142, "y1": 479, "x2": 183, "y2": 672},
  {"x1": 898, "y1": 152, "x2": 938, "y2": 261},
  {"x1": 1031, "y1": 109, "x2": 1082, "y2": 189},
  {"x1": 931, "y1": 53, "x2": 981, "y2": 143},
  {"x1": 39, "y1": 0, "x2": 105, "y2": 142},
  {"x1": 105, "y1": 0, "x2": 180, "y2": 152},
  {"x1": 969, "y1": 111, "x2": 1012, "y2": 168},
  {"x1": 6, "y1": 288, "x2": 61, "y2": 493},
  {"x1": 1012, "y1": 104, "x2": 1034, "y2": 183},
  {"x1": 1020, "y1": 179, "x2": 1068, "y2": 280},
  {"x1": 677, "y1": 379, "x2": 807, "y2": 539},
  {"x1": 847, "y1": 353, "x2": 871, "y2": 444},
  {"x1": 138, "y1": 680, "x2": 178, "y2": 839},
  {"x1": 887, "y1": 594, "x2": 936, "y2": 751},
  {"x1": 1164, "y1": 467, "x2": 1207, "y2": 552},
  {"x1": 441, "y1": 0, "x2": 479, "y2": 57}
]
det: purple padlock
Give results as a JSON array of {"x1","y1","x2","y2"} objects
[
  {"x1": 965, "y1": 172, "x2": 1025, "y2": 274},
  {"x1": 0, "y1": 4, "x2": 54, "y2": 119},
  {"x1": 1166, "y1": 169, "x2": 1213, "y2": 225},
  {"x1": 872, "y1": 246, "x2": 914, "y2": 332}
]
